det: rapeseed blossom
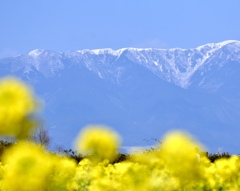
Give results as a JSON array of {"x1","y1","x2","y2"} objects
[
  {"x1": 1, "y1": 142, "x2": 53, "y2": 190},
  {"x1": 0, "y1": 77, "x2": 38, "y2": 138},
  {"x1": 47, "y1": 154, "x2": 77, "y2": 191},
  {"x1": 208, "y1": 156, "x2": 240, "y2": 190},
  {"x1": 75, "y1": 125, "x2": 121, "y2": 162},
  {"x1": 2, "y1": 141, "x2": 77, "y2": 191},
  {"x1": 1, "y1": 128, "x2": 240, "y2": 190},
  {"x1": 1, "y1": 77, "x2": 240, "y2": 190},
  {"x1": 159, "y1": 131, "x2": 206, "y2": 189}
]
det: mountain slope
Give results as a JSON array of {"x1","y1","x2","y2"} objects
[{"x1": 0, "y1": 40, "x2": 240, "y2": 153}]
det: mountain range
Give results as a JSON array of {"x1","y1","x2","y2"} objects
[{"x1": 0, "y1": 40, "x2": 240, "y2": 153}]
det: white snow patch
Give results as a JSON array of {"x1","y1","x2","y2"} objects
[
  {"x1": 153, "y1": 61, "x2": 158, "y2": 66},
  {"x1": 28, "y1": 49, "x2": 44, "y2": 58},
  {"x1": 97, "y1": 71, "x2": 103, "y2": 79},
  {"x1": 217, "y1": 40, "x2": 239, "y2": 47},
  {"x1": 196, "y1": 40, "x2": 240, "y2": 51},
  {"x1": 91, "y1": 48, "x2": 119, "y2": 56}
]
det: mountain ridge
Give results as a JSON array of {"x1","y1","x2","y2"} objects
[
  {"x1": 0, "y1": 40, "x2": 240, "y2": 152},
  {"x1": 2, "y1": 40, "x2": 240, "y2": 89}
]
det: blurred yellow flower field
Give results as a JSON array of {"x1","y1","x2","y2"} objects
[
  {"x1": 0, "y1": 76, "x2": 239, "y2": 191},
  {"x1": 0, "y1": 77, "x2": 38, "y2": 138}
]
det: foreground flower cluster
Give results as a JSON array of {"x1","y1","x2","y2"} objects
[{"x1": 0, "y1": 77, "x2": 240, "y2": 191}]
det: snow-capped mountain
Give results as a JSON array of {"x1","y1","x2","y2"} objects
[{"x1": 1, "y1": 40, "x2": 240, "y2": 153}]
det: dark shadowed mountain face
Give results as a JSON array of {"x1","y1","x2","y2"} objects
[{"x1": 0, "y1": 40, "x2": 240, "y2": 153}]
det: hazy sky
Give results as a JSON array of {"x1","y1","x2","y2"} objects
[{"x1": 1, "y1": 0, "x2": 240, "y2": 58}]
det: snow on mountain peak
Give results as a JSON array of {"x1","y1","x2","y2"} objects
[
  {"x1": 91, "y1": 48, "x2": 119, "y2": 56},
  {"x1": 217, "y1": 40, "x2": 240, "y2": 47},
  {"x1": 71, "y1": 41, "x2": 240, "y2": 88},
  {"x1": 196, "y1": 40, "x2": 240, "y2": 51},
  {"x1": 28, "y1": 49, "x2": 45, "y2": 58},
  {"x1": 4, "y1": 40, "x2": 240, "y2": 89}
]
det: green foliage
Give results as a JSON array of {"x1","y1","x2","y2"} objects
[
  {"x1": 63, "y1": 149, "x2": 84, "y2": 163},
  {"x1": 206, "y1": 151, "x2": 231, "y2": 163}
]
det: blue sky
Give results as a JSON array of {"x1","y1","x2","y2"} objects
[{"x1": 1, "y1": 0, "x2": 240, "y2": 58}]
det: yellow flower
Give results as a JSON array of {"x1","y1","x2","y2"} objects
[
  {"x1": 2, "y1": 141, "x2": 77, "y2": 191},
  {"x1": 71, "y1": 158, "x2": 92, "y2": 190},
  {"x1": 2, "y1": 142, "x2": 53, "y2": 191},
  {"x1": 75, "y1": 125, "x2": 121, "y2": 162},
  {"x1": 213, "y1": 156, "x2": 240, "y2": 189},
  {"x1": 159, "y1": 131, "x2": 205, "y2": 186},
  {"x1": 0, "y1": 77, "x2": 38, "y2": 138},
  {"x1": 48, "y1": 155, "x2": 77, "y2": 191}
]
